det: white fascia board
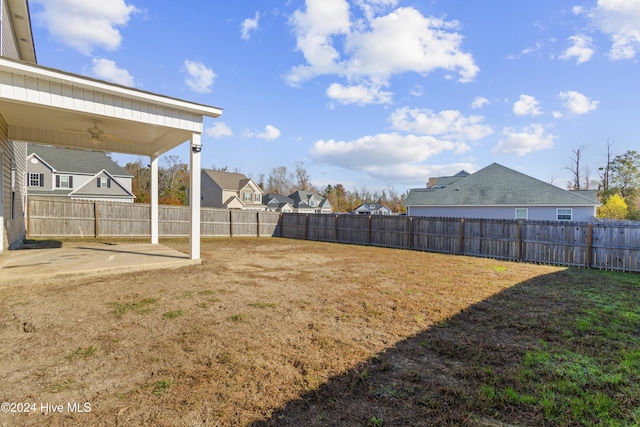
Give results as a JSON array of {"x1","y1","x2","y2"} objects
[{"x1": 0, "y1": 57, "x2": 222, "y2": 118}]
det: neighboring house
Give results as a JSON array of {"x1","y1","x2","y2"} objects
[
  {"x1": 1, "y1": 0, "x2": 36, "y2": 251},
  {"x1": 201, "y1": 169, "x2": 266, "y2": 211},
  {"x1": 354, "y1": 202, "x2": 393, "y2": 215},
  {"x1": 262, "y1": 193, "x2": 294, "y2": 213},
  {"x1": 26, "y1": 145, "x2": 135, "y2": 203},
  {"x1": 405, "y1": 163, "x2": 600, "y2": 222},
  {"x1": 289, "y1": 190, "x2": 333, "y2": 214}
]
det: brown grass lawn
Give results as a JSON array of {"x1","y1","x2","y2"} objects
[{"x1": 1, "y1": 237, "x2": 639, "y2": 426}]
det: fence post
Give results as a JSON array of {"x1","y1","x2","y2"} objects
[
  {"x1": 335, "y1": 214, "x2": 339, "y2": 243},
  {"x1": 458, "y1": 218, "x2": 464, "y2": 254},
  {"x1": 517, "y1": 221, "x2": 523, "y2": 260},
  {"x1": 368, "y1": 215, "x2": 372, "y2": 245},
  {"x1": 94, "y1": 202, "x2": 99, "y2": 238},
  {"x1": 586, "y1": 223, "x2": 593, "y2": 269},
  {"x1": 407, "y1": 216, "x2": 413, "y2": 249},
  {"x1": 229, "y1": 210, "x2": 233, "y2": 237},
  {"x1": 26, "y1": 197, "x2": 31, "y2": 238},
  {"x1": 257, "y1": 211, "x2": 261, "y2": 238},
  {"x1": 279, "y1": 213, "x2": 284, "y2": 237},
  {"x1": 304, "y1": 214, "x2": 309, "y2": 240}
]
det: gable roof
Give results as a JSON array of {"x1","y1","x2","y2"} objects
[
  {"x1": 406, "y1": 163, "x2": 600, "y2": 207},
  {"x1": 263, "y1": 193, "x2": 294, "y2": 205},
  {"x1": 203, "y1": 169, "x2": 258, "y2": 191},
  {"x1": 28, "y1": 144, "x2": 132, "y2": 177},
  {"x1": 355, "y1": 202, "x2": 390, "y2": 212}
]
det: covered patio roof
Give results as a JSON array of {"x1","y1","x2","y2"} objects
[
  {"x1": 0, "y1": 56, "x2": 222, "y2": 260},
  {"x1": 0, "y1": 56, "x2": 222, "y2": 156}
]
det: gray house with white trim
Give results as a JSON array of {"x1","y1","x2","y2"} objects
[
  {"x1": 405, "y1": 163, "x2": 600, "y2": 222},
  {"x1": 26, "y1": 144, "x2": 134, "y2": 202}
]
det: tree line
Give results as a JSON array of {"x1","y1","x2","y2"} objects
[
  {"x1": 123, "y1": 141, "x2": 639, "y2": 219},
  {"x1": 565, "y1": 141, "x2": 639, "y2": 220},
  {"x1": 124, "y1": 159, "x2": 408, "y2": 213}
]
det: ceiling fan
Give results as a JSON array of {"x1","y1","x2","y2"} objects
[{"x1": 66, "y1": 120, "x2": 130, "y2": 145}]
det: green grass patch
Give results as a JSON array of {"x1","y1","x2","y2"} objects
[
  {"x1": 486, "y1": 270, "x2": 640, "y2": 426},
  {"x1": 163, "y1": 310, "x2": 184, "y2": 319},
  {"x1": 153, "y1": 379, "x2": 172, "y2": 395},
  {"x1": 227, "y1": 313, "x2": 245, "y2": 322},
  {"x1": 111, "y1": 297, "x2": 158, "y2": 318},
  {"x1": 249, "y1": 302, "x2": 278, "y2": 309},
  {"x1": 65, "y1": 345, "x2": 97, "y2": 360}
]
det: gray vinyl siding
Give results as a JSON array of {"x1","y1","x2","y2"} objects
[
  {"x1": 406, "y1": 206, "x2": 597, "y2": 222},
  {"x1": 1, "y1": 112, "x2": 27, "y2": 250},
  {"x1": 1, "y1": 0, "x2": 20, "y2": 59},
  {"x1": 74, "y1": 172, "x2": 130, "y2": 198},
  {"x1": 201, "y1": 172, "x2": 223, "y2": 208},
  {"x1": 26, "y1": 160, "x2": 52, "y2": 188}
]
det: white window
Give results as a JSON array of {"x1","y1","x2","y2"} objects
[
  {"x1": 515, "y1": 208, "x2": 528, "y2": 220},
  {"x1": 255, "y1": 194, "x2": 260, "y2": 202},
  {"x1": 557, "y1": 208, "x2": 572, "y2": 221},
  {"x1": 29, "y1": 173, "x2": 42, "y2": 187},
  {"x1": 57, "y1": 175, "x2": 73, "y2": 188},
  {"x1": 243, "y1": 192, "x2": 252, "y2": 201}
]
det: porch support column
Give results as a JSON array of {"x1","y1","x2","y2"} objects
[
  {"x1": 189, "y1": 133, "x2": 202, "y2": 260},
  {"x1": 150, "y1": 154, "x2": 159, "y2": 244}
]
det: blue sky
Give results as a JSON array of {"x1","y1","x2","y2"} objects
[{"x1": 28, "y1": 0, "x2": 640, "y2": 193}]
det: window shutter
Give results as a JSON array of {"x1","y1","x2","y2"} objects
[
  {"x1": 69, "y1": 176, "x2": 73, "y2": 188},
  {"x1": 97, "y1": 178, "x2": 101, "y2": 188},
  {"x1": 39, "y1": 174, "x2": 44, "y2": 187},
  {"x1": 107, "y1": 178, "x2": 111, "y2": 188},
  {"x1": 56, "y1": 175, "x2": 60, "y2": 187},
  {"x1": 26, "y1": 173, "x2": 29, "y2": 187}
]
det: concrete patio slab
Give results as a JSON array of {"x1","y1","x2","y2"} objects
[{"x1": 0, "y1": 242, "x2": 199, "y2": 286}]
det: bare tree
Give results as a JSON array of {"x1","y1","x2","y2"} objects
[
  {"x1": 598, "y1": 138, "x2": 615, "y2": 197},
  {"x1": 565, "y1": 144, "x2": 589, "y2": 190},
  {"x1": 294, "y1": 161, "x2": 313, "y2": 191},
  {"x1": 266, "y1": 166, "x2": 294, "y2": 194}
]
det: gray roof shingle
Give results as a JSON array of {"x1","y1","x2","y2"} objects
[
  {"x1": 28, "y1": 144, "x2": 132, "y2": 177},
  {"x1": 406, "y1": 163, "x2": 600, "y2": 207},
  {"x1": 202, "y1": 170, "x2": 253, "y2": 191}
]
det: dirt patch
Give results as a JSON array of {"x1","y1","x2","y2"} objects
[{"x1": 0, "y1": 237, "x2": 630, "y2": 426}]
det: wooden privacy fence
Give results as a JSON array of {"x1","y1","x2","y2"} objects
[
  {"x1": 27, "y1": 198, "x2": 640, "y2": 273},
  {"x1": 279, "y1": 213, "x2": 640, "y2": 273},
  {"x1": 27, "y1": 197, "x2": 281, "y2": 238}
]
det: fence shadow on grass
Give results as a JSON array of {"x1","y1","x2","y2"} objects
[{"x1": 249, "y1": 268, "x2": 625, "y2": 427}]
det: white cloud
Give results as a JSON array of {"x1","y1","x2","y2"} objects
[
  {"x1": 558, "y1": 91, "x2": 599, "y2": 114},
  {"x1": 513, "y1": 94, "x2": 543, "y2": 116},
  {"x1": 588, "y1": 0, "x2": 640, "y2": 60},
  {"x1": 471, "y1": 96, "x2": 489, "y2": 109},
  {"x1": 560, "y1": 35, "x2": 595, "y2": 64},
  {"x1": 492, "y1": 124, "x2": 556, "y2": 156},
  {"x1": 31, "y1": 0, "x2": 139, "y2": 55},
  {"x1": 250, "y1": 124, "x2": 281, "y2": 141},
  {"x1": 390, "y1": 107, "x2": 493, "y2": 141},
  {"x1": 409, "y1": 85, "x2": 424, "y2": 97},
  {"x1": 91, "y1": 58, "x2": 134, "y2": 86},
  {"x1": 326, "y1": 82, "x2": 393, "y2": 105},
  {"x1": 287, "y1": 1, "x2": 478, "y2": 105},
  {"x1": 241, "y1": 12, "x2": 260, "y2": 40},
  {"x1": 310, "y1": 133, "x2": 463, "y2": 171},
  {"x1": 183, "y1": 60, "x2": 216, "y2": 93},
  {"x1": 362, "y1": 162, "x2": 475, "y2": 182},
  {"x1": 205, "y1": 122, "x2": 233, "y2": 138}
]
